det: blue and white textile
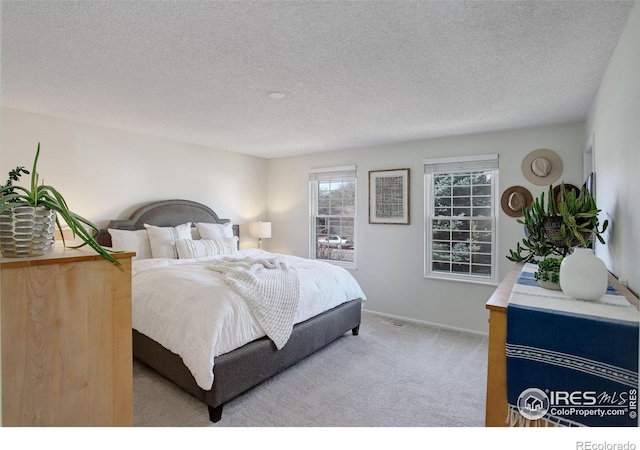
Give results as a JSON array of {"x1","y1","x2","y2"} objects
[{"x1": 506, "y1": 263, "x2": 639, "y2": 427}]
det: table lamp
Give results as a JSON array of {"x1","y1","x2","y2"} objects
[{"x1": 249, "y1": 221, "x2": 271, "y2": 249}]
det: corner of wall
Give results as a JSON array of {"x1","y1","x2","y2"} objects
[
  {"x1": 1, "y1": 0, "x2": 4, "y2": 427},
  {"x1": 584, "y1": 1, "x2": 640, "y2": 297}
]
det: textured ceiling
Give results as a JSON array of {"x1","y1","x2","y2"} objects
[{"x1": 1, "y1": 1, "x2": 635, "y2": 159}]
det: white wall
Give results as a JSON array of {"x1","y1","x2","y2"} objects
[
  {"x1": 0, "y1": 107, "x2": 269, "y2": 248},
  {"x1": 586, "y1": 1, "x2": 640, "y2": 297},
  {"x1": 1, "y1": 4, "x2": 4, "y2": 424},
  {"x1": 268, "y1": 123, "x2": 585, "y2": 333}
]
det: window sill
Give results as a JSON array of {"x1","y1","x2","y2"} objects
[
  {"x1": 315, "y1": 259, "x2": 356, "y2": 270},
  {"x1": 424, "y1": 273, "x2": 498, "y2": 287}
]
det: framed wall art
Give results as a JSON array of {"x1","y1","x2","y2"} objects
[{"x1": 368, "y1": 168, "x2": 410, "y2": 225}]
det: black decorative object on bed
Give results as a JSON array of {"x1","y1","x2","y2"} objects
[{"x1": 101, "y1": 199, "x2": 364, "y2": 423}]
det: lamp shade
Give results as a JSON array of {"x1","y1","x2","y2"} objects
[{"x1": 249, "y1": 221, "x2": 271, "y2": 239}]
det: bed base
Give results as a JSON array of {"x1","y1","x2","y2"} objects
[{"x1": 134, "y1": 298, "x2": 362, "y2": 423}]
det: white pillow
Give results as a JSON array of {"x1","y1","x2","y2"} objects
[
  {"x1": 144, "y1": 222, "x2": 192, "y2": 258},
  {"x1": 107, "y1": 228, "x2": 152, "y2": 261},
  {"x1": 194, "y1": 222, "x2": 234, "y2": 240},
  {"x1": 175, "y1": 237, "x2": 238, "y2": 259}
]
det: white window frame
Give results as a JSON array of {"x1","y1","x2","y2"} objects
[
  {"x1": 424, "y1": 154, "x2": 499, "y2": 285},
  {"x1": 309, "y1": 165, "x2": 357, "y2": 269}
]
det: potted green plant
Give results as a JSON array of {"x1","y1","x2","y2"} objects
[
  {"x1": 533, "y1": 257, "x2": 562, "y2": 290},
  {"x1": 507, "y1": 186, "x2": 564, "y2": 263},
  {"x1": 0, "y1": 143, "x2": 120, "y2": 265},
  {"x1": 546, "y1": 183, "x2": 608, "y2": 249},
  {"x1": 507, "y1": 182, "x2": 608, "y2": 263}
]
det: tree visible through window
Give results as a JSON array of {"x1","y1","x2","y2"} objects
[
  {"x1": 310, "y1": 166, "x2": 356, "y2": 267},
  {"x1": 424, "y1": 155, "x2": 498, "y2": 283}
]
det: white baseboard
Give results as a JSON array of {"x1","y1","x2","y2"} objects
[{"x1": 362, "y1": 308, "x2": 488, "y2": 338}]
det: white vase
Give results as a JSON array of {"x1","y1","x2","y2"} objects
[{"x1": 560, "y1": 248, "x2": 608, "y2": 301}]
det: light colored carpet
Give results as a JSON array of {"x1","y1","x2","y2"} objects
[{"x1": 133, "y1": 311, "x2": 488, "y2": 427}]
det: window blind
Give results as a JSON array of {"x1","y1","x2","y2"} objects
[
  {"x1": 424, "y1": 154, "x2": 498, "y2": 175},
  {"x1": 309, "y1": 165, "x2": 357, "y2": 181}
]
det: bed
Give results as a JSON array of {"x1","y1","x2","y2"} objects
[{"x1": 97, "y1": 199, "x2": 365, "y2": 423}]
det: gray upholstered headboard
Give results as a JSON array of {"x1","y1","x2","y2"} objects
[{"x1": 97, "y1": 199, "x2": 240, "y2": 247}]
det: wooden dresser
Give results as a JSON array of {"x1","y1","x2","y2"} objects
[
  {"x1": 485, "y1": 263, "x2": 639, "y2": 427},
  {"x1": 1, "y1": 246, "x2": 135, "y2": 426}
]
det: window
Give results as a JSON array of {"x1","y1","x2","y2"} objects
[
  {"x1": 309, "y1": 166, "x2": 356, "y2": 268},
  {"x1": 424, "y1": 154, "x2": 499, "y2": 284}
]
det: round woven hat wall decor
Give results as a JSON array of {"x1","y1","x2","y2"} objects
[
  {"x1": 501, "y1": 186, "x2": 533, "y2": 217},
  {"x1": 521, "y1": 149, "x2": 563, "y2": 186}
]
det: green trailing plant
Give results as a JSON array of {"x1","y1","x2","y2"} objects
[
  {"x1": 507, "y1": 182, "x2": 608, "y2": 263},
  {"x1": 534, "y1": 257, "x2": 562, "y2": 284},
  {"x1": 0, "y1": 143, "x2": 121, "y2": 266}
]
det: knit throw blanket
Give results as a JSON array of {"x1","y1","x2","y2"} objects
[{"x1": 208, "y1": 256, "x2": 300, "y2": 349}]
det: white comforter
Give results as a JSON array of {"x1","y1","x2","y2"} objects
[{"x1": 132, "y1": 249, "x2": 366, "y2": 390}]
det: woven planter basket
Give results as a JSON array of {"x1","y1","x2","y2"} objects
[
  {"x1": 542, "y1": 216, "x2": 590, "y2": 248},
  {"x1": 0, "y1": 206, "x2": 56, "y2": 257}
]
